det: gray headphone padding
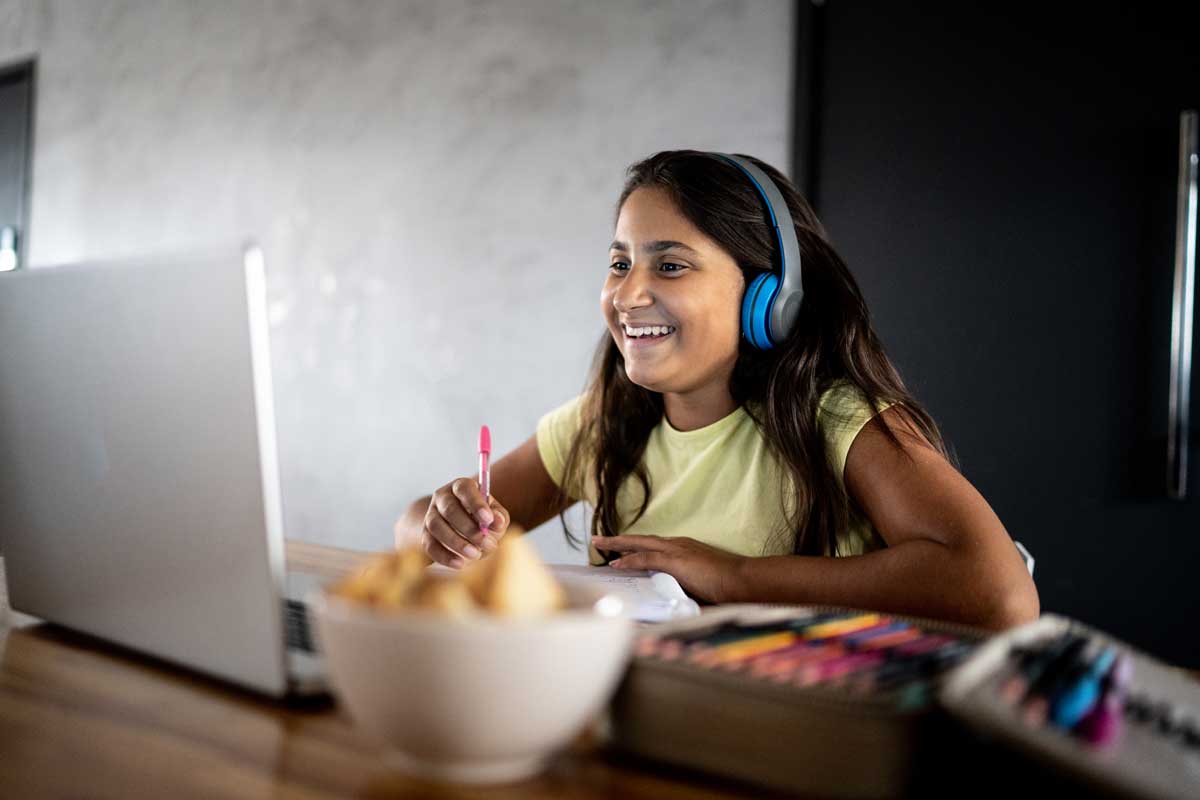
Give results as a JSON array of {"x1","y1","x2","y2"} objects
[{"x1": 708, "y1": 153, "x2": 805, "y2": 343}]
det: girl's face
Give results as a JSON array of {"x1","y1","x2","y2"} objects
[{"x1": 602, "y1": 187, "x2": 745, "y2": 395}]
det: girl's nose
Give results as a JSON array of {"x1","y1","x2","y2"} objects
[{"x1": 612, "y1": 265, "x2": 653, "y2": 312}]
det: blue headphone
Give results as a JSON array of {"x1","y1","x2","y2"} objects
[{"x1": 705, "y1": 153, "x2": 804, "y2": 350}]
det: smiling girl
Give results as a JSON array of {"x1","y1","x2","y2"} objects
[{"x1": 394, "y1": 149, "x2": 1039, "y2": 630}]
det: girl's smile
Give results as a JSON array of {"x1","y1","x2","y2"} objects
[{"x1": 621, "y1": 322, "x2": 677, "y2": 348}]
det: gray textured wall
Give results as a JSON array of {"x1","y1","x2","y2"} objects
[{"x1": 0, "y1": 0, "x2": 794, "y2": 563}]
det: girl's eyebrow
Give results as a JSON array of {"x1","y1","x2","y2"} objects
[{"x1": 609, "y1": 239, "x2": 699, "y2": 255}]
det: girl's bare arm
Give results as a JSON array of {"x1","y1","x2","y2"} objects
[{"x1": 726, "y1": 407, "x2": 1040, "y2": 630}]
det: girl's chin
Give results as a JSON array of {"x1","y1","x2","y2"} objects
[{"x1": 623, "y1": 364, "x2": 670, "y2": 391}]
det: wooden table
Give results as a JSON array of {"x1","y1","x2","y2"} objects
[
  {"x1": 6, "y1": 543, "x2": 1198, "y2": 799},
  {"x1": 0, "y1": 542, "x2": 772, "y2": 799}
]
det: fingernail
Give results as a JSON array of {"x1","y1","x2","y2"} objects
[
  {"x1": 463, "y1": 544, "x2": 482, "y2": 560},
  {"x1": 481, "y1": 536, "x2": 498, "y2": 553},
  {"x1": 449, "y1": 557, "x2": 465, "y2": 569},
  {"x1": 610, "y1": 558, "x2": 622, "y2": 568},
  {"x1": 476, "y1": 509, "x2": 494, "y2": 526}
]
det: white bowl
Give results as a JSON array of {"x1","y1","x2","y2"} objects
[{"x1": 310, "y1": 584, "x2": 634, "y2": 784}]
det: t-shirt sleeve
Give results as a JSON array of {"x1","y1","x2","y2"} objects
[
  {"x1": 817, "y1": 381, "x2": 896, "y2": 490},
  {"x1": 535, "y1": 393, "x2": 590, "y2": 501}
]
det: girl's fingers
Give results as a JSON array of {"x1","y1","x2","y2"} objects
[
  {"x1": 591, "y1": 534, "x2": 667, "y2": 552},
  {"x1": 449, "y1": 477, "x2": 495, "y2": 528},
  {"x1": 438, "y1": 483, "x2": 489, "y2": 548},
  {"x1": 611, "y1": 551, "x2": 664, "y2": 571},
  {"x1": 487, "y1": 500, "x2": 510, "y2": 534},
  {"x1": 422, "y1": 531, "x2": 465, "y2": 569},
  {"x1": 425, "y1": 510, "x2": 482, "y2": 561}
]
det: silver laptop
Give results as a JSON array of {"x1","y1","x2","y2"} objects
[{"x1": 0, "y1": 245, "x2": 326, "y2": 696}]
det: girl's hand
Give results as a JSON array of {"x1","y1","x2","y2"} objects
[
  {"x1": 590, "y1": 534, "x2": 744, "y2": 604},
  {"x1": 422, "y1": 477, "x2": 510, "y2": 568}
]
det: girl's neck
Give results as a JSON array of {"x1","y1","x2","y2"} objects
[{"x1": 662, "y1": 385, "x2": 739, "y2": 432}]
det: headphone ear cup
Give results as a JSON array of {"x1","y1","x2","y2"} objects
[{"x1": 741, "y1": 271, "x2": 779, "y2": 350}]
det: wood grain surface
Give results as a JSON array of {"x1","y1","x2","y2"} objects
[{"x1": 0, "y1": 544, "x2": 772, "y2": 799}]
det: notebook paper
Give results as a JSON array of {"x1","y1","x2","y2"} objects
[{"x1": 548, "y1": 565, "x2": 701, "y2": 623}]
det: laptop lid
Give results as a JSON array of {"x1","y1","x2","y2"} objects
[{"x1": 0, "y1": 245, "x2": 290, "y2": 695}]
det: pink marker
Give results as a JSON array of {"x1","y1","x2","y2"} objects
[{"x1": 478, "y1": 425, "x2": 491, "y2": 537}]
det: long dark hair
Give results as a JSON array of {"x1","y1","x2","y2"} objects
[{"x1": 554, "y1": 150, "x2": 954, "y2": 558}]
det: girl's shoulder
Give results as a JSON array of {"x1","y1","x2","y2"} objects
[
  {"x1": 747, "y1": 379, "x2": 877, "y2": 421},
  {"x1": 536, "y1": 392, "x2": 591, "y2": 447},
  {"x1": 817, "y1": 379, "x2": 892, "y2": 422}
]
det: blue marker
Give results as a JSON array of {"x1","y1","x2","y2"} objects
[{"x1": 1050, "y1": 645, "x2": 1118, "y2": 730}]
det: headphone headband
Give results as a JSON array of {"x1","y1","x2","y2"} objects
[{"x1": 706, "y1": 153, "x2": 804, "y2": 349}]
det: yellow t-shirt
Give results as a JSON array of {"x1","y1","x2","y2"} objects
[{"x1": 535, "y1": 382, "x2": 893, "y2": 563}]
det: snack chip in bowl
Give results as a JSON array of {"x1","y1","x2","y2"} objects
[
  {"x1": 329, "y1": 534, "x2": 567, "y2": 617},
  {"x1": 314, "y1": 535, "x2": 634, "y2": 784}
]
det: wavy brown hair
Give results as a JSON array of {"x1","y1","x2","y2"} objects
[{"x1": 554, "y1": 150, "x2": 954, "y2": 559}]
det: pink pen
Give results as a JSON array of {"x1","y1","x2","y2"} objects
[{"x1": 478, "y1": 425, "x2": 491, "y2": 536}]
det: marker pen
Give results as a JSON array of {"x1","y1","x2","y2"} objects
[
  {"x1": 696, "y1": 631, "x2": 800, "y2": 667},
  {"x1": 1077, "y1": 652, "x2": 1132, "y2": 746},
  {"x1": 478, "y1": 425, "x2": 491, "y2": 537},
  {"x1": 841, "y1": 621, "x2": 910, "y2": 649},
  {"x1": 802, "y1": 614, "x2": 885, "y2": 641},
  {"x1": 1004, "y1": 631, "x2": 1083, "y2": 707},
  {"x1": 1021, "y1": 635, "x2": 1091, "y2": 726},
  {"x1": 1050, "y1": 645, "x2": 1118, "y2": 730}
]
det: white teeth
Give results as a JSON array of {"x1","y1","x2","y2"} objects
[{"x1": 623, "y1": 324, "x2": 676, "y2": 338}]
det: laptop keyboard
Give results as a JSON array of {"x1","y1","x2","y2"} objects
[{"x1": 284, "y1": 599, "x2": 317, "y2": 653}]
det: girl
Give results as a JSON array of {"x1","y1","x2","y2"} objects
[{"x1": 394, "y1": 150, "x2": 1039, "y2": 631}]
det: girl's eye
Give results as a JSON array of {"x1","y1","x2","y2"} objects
[{"x1": 607, "y1": 261, "x2": 687, "y2": 274}]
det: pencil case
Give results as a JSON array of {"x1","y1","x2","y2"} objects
[
  {"x1": 603, "y1": 605, "x2": 1200, "y2": 799},
  {"x1": 603, "y1": 603, "x2": 992, "y2": 799},
  {"x1": 939, "y1": 613, "x2": 1200, "y2": 800}
]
